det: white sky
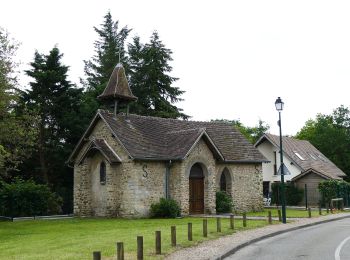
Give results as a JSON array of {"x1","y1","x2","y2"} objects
[{"x1": 1, "y1": 0, "x2": 350, "y2": 135}]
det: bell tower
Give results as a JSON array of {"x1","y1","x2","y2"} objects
[{"x1": 97, "y1": 63, "x2": 137, "y2": 116}]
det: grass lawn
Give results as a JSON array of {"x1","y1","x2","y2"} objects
[
  {"x1": 0, "y1": 217, "x2": 273, "y2": 260},
  {"x1": 242, "y1": 208, "x2": 337, "y2": 218}
]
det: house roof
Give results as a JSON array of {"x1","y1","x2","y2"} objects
[
  {"x1": 255, "y1": 133, "x2": 346, "y2": 180},
  {"x1": 291, "y1": 168, "x2": 335, "y2": 181},
  {"x1": 97, "y1": 63, "x2": 137, "y2": 102},
  {"x1": 68, "y1": 110, "x2": 267, "y2": 164},
  {"x1": 76, "y1": 138, "x2": 121, "y2": 165}
]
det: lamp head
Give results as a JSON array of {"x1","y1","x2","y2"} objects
[{"x1": 275, "y1": 97, "x2": 284, "y2": 111}]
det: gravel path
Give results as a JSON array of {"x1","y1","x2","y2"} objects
[{"x1": 165, "y1": 213, "x2": 350, "y2": 260}]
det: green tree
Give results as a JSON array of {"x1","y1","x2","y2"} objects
[
  {"x1": 128, "y1": 32, "x2": 188, "y2": 119},
  {"x1": 82, "y1": 11, "x2": 131, "y2": 120},
  {"x1": 0, "y1": 28, "x2": 37, "y2": 178},
  {"x1": 296, "y1": 106, "x2": 350, "y2": 178},
  {"x1": 21, "y1": 47, "x2": 83, "y2": 211}
]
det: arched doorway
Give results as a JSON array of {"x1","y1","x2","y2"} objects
[
  {"x1": 189, "y1": 163, "x2": 204, "y2": 214},
  {"x1": 218, "y1": 167, "x2": 232, "y2": 195}
]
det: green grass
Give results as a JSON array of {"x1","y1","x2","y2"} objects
[
  {"x1": 243, "y1": 208, "x2": 334, "y2": 218},
  {"x1": 0, "y1": 217, "x2": 274, "y2": 260}
]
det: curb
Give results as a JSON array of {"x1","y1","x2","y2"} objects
[{"x1": 215, "y1": 214, "x2": 350, "y2": 260}]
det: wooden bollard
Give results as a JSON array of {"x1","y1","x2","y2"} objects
[
  {"x1": 277, "y1": 209, "x2": 282, "y2": 222},
  {"x1": 217, "y1": 217, "x2": 221, "y2": 232},
  {"x1": 117, "y1": 242, "x2": 124, "y2": 260},
  {"x1": 326, "y1": 205, "x2": 329, "y2": 214},
  {"x1": 308, "y1": 207, "x2": 312, "y2": 218},
  {"x1": 137, "y1": 236, "x2": 143, "y2": 260},
  {"x1": 188, "y1": 223, "x2": 193, "y2": 241},
  {"x1": 93, "y1": 251, "x2": 101, "y2": 260},
  {"x1": 268, "y1": 211, "x2": 272, "y2": 224},
  {"x1": 171, "y1": 226, "x2": 176, "y2": 247},
  {"x1": 203, "y1": 219, "x2": 208, "y2": 237},
  {"x1": 243, "y1": 213, "x2": 247, "y2": 227},
  {"x1": 230, "y1": 214, "x2": 234, "y2": 229},
  {"x1": 319, "y1": 205, "x2": 322, "y2": 215},
  {"x1": 155, "y1": 231, "x2": 161, "y2": 254}
]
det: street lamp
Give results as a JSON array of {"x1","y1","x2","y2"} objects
[{"x1": 275, "y1": 97, "x2": 287, "y2": 224}]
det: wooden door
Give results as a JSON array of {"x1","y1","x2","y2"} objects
[{"x1": 189, "y1": 178, "x2": 204, "y2": 214}]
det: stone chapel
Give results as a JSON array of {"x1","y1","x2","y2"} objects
[{"x1": 68, "y1": 63, "x2": 267, "y2": 217}]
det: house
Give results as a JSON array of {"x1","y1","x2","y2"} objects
[
  {"x1": 255, "y1": 133, "x2": 346, "y2": 205},
  {"x1": 67, "y1": 63, "x2": 267, "y2": 217}
]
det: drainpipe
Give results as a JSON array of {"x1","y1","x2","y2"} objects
[{"x1": 165, "y1": 160, "x2": 172, "y2": 199}]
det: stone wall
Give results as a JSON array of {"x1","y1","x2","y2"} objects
[
  {"x1": 230, "y1": 164, "x2": 264, "y2": 212},
  {"x1": 74, "y1": 118, "x2": 264, "y2": 218}
]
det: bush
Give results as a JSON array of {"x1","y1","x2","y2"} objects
[
  {"x1": 150, "y1": 198, "x2": 181, "y2": 218},
  {"x1": 271, "y1": 183, "x2": 304, "y2": 206},
  {"x1": 216, "y1": 191, "x2": 233, "y2": 213},
  {"x1": 319, "y1": 180, "x2": 350, "y2": 206},
  {"x1": 0, "y1": 178, "x2": 63, "y2": 217}
]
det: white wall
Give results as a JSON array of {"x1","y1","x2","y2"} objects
[{"x1": 257, "y1": 140, "x2": 302, "y2": 185}]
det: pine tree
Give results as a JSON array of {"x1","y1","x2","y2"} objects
[
  {"x1": 22, "y1": 47, "x2": 83, "y2": 186},
  {"x1": 82, "y1": 11, "x2": 131, "y2": 120},
  {"x1": 128, "y1": 32, "x2": 188, "y2": 119}
]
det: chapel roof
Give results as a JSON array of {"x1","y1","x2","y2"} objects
[
  {"x1": 97, "y1": 63, "x2": 137, "y2": 102},
  {"x1": 68, "y1": 110, "x2": 268, "y2": 163},
  {"x1": 255, "y1": 133, "x2": 346, "y2": 179}
]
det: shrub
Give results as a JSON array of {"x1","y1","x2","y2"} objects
[
  {"x1": 271, "y1": 183, "x2": 304, "y2": 206},
  {"x1": 0, "y1": 178, "x2": 63, "y2": 217},
  {"x1": 150, "y1": 198, "x2": 181, "y2": 218},
  {"x1": 216, "y1": 191, "x2": 233, "y2": 213},
  {"x1": 319, "y1": 180, "x2": 350, "y2": 206}
]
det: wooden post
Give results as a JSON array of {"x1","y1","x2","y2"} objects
[
  {"x1": 341, "y1": 199, "x2": 344, "y2": 211},
  {"x1": 155, "y1": 231, "x2": 161, "y2": 255},
  {"x1": 93, "y1": 251, "x2": 101, "y2": 260},
  {"x1": 217, "y1": 217, "x2": 221, "y2": 232},
  {"x1": 326, "y1": 204, "x2": 329, "y2": 213},
  {"x1": 268, "y1": 211, "x2": 272, "y2": 224},
  {"x1": 137, "y1": 236, "x2": 143, "y2": 260},
  {"x1": 319, "y1": 205, "x2": 322, "y2": 215},
  {"x1": 203, "y1": 219, "x2": 208, "y2": 237},
  {"x1": 308, "y1": 207, "x2": 311, "y2": 218},
  {"x1": 171, "y1": 226, "x2": 176, "y2": 247},
  {"x1": 117, "y1": 242, "x2": 124, "y2": 260},
  {"x1": 277, "y1": 209, "x2": 282, "y2": 222},
  {"x1": 243, "y1": 213, "x2": 247, "y2": 227},
  {"x1": 188, "y1": 223, "x2": 193, "y2": 241},
  {"x1": 230, "y1": 214, "x2": 234, "y2": 229}
]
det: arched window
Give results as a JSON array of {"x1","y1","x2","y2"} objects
[
  {"x1": 100, "y1": 162, "x2": 106, "y2": 185},
  {"x1": 220, "y1": 172, "x2": 227, "y2": 191}
]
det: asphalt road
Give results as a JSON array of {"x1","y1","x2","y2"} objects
[{"x1": 226, "y1": 218, "x2": 350, "y2": 260}]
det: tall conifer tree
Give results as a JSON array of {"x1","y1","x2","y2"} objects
[
  {"x1": 22, "y1": 47, "x2": 83, "y2": 210},
  {"x1": 128, "y1": 32, "x2": 188, "y2": 119}
]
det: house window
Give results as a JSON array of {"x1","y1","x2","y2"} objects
[
  {"x1": 273, "y1": 151, "x2": 277, "y2": 175},
  {"x1": 294, "y1": 152, "x2": 305, "y2": 161},
  {"x1": 100, "y1": 162, "x2": 106, "y2": 185},
  {"x1": 220, "y1": 173, "x2": 227, "y2": 192}
]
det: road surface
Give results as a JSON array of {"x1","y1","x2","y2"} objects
[{"x1": 226, "y1": 218, "x2": 350, "y2": 260}]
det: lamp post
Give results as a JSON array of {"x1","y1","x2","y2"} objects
[{"x1": 275, "y1": 97, "x2": 287, "y2": 224}]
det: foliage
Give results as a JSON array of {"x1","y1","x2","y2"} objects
[
  {"x1": 318, "y1": 180, "x2": 350, "y2": 206},
  {"x1": 0, "y1": 178, "x2": 62, "y2": 217},
  {"x1": 128, "y1": 32, "x2": 188, "y2": 119},
  {"x1": 150, "y1": 198, "x2": 181, "y2": 218},
  {"x1": 296, "y1": 106, "x2": 350, "y2": 178},
  {"x1": 81, "y1": 11, "x2": 131, "y2": 121},
  {"x1": 216, "y1": 191, "x2": 233, "y2": 213},
  {"x1": 0, "y1": 28, "x2": 37, "y2": 177},
  {"x1": 19, "y1": 47, "x2": 83, "y2": 212},
  {"x1": 213, "y1": 119, "x2": 270, "y2": 144},
  {"x1": 271, "y1": 182, "x2": 304, "y2": 206}
]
